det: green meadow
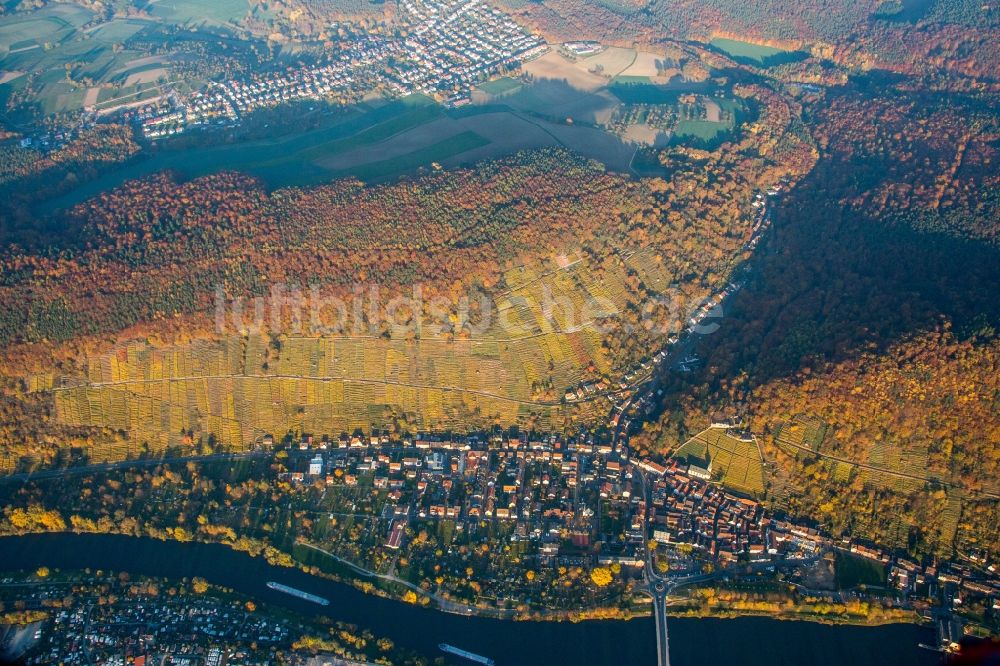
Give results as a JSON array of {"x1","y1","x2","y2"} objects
[
  {"x1": 478, "y1": 76, "x2": 523, "y2": 96},
  {"x1": 144, "y1": 0, "x2": 251, "y2": 26},
  {"x1": 38, "y1": 95, "x2": 487, "y2": 211},
  {"x1": 332, "y1": 131, "x2": 490, "y2": 182},
  {"x1": 708, "y1": 38, "x2": 807, "y2": 67},
  {"x1": 0, "y1": 1, "x2": 262, "y2": 122},
  {"x1": 608, "y1": 79, "x2": 717, "y2": 104}
]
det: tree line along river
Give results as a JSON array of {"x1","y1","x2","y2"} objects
[{"x1": 0, "y1": 534, "x2": 937, "y2": 666}]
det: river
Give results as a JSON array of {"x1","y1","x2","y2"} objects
[{"x1": 0, "y1": 534, "x2": 938, "y2": 666}]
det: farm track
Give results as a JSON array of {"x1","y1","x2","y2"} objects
[{"x1": 51, "y1": 372, "x2": 627, "y2": 407}]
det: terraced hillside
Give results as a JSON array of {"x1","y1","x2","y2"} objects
[
  {"x1": 1, "y1": 61, "x2": 816, "y2": 470},
  {"x1": 45, "y1": 253, "x2": 642, "y2": 453},
  {"x1": 673, "y1": 427, "x2": 766, "y2": 497}
]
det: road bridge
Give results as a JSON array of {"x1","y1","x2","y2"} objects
[{"x1": 650, "y1": 579, "x2": 671, "y2": 666}]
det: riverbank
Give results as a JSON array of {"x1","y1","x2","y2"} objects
[
  {"x1": 665, "y1": 604, "x2": 922, "y2": 627},
  {"x1": 0, "y1": 534, "x2": 939, "y2": 666},
  {"x1": 0, "y1": 525, "x2": 923, "y2": 629}
]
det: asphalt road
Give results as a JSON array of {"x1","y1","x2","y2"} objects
[{"x1": 0, "y1": 451, "x2": 269, "y2": 485}]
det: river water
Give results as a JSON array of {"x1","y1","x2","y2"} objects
[{"x1": 0, "y1": 534, "x2": 938, "y2": 666}]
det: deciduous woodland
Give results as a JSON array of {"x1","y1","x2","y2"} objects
[
  {"x1": 503, "y1": 0, "x2": 1000, "y2": 86},
  {"x1": 0, "y1": 0, "x2": 997, "y2": 575},
  {"x1": 631, "y1": 84, "x2": 1000, "y2": 561},
  {"x1": 0, "y1": 70, "x2": 820, "y2": 461},
  {"x1": 1, "y1": 150, "x2": 643, "y2": 346}
]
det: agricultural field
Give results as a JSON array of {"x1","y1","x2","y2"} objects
[
  {"x1": 768, "y1": 413, "x2": 977, "y2": 555},
  {"x1": 448, "y1": 108, "x2": 637, "y2": 170},
  {"x1": 521, "y1": 50, "x2": 609, "y2": 92},
  {"x1": 774, "y1": 415, "x2": 937, "y2": 495},
  {"x1": 953, "y1": 498, "x2": 1000, "y2": 564},
  {"x1": 673, "y1": 119, "x2": 728, "y2": 142},
  {"x1": 0, "y1": 3, "x2": 92, "y2": 53},
  {"x1": 40, "y1": 93, "x2": 642, "y2": 212},
  {"x1": 514, "y1": 47, "x2": 702, "y2": 122},
  {"x1": 617, "y1": 49, "x2": 682, "y2": 81},
  {"x1": 328, "y1": 131, "x2": 491, "y2": 182},
  {"x1": 42, "y1": 251, "x2": 653, "y2": 454},
  {"x1": 50, "y1": 333, "x2": 580, "y2": 453},
  {"x1": 0, "y1": 4, "x2": 98, "y2": 115},
  {"x1": 618, "y1": 122, "x2": 669, "y2": 147},
  {"x1": 10, "y1": 34, "x2": 741, "y2": 212},
  {"x1": 849, "y1": 487, "x2": 965, "y2": 555},
  {"x1": 771, "y1": 416, "x2": 847, "y2": 485},
  {"x1": 607, "y1": 79, "x2": 717, "y2": 104},
  {"x1": 861, "y1": 442, "x2": 930, "y2": 494},
  {"x1": 673, "y1": 427, "x2": 766, "y2": 497},
  {"x1": 601, "y1": 84, "x2": 740, "y2": 148},
  {"x1": 493, "y1": 76, "x2": 619, "y2": 123},
  {"x1": 477, "y1": 76, "x2": 524, "y2": 96},
  {"x1": 143, "y1": 0, "x2": 252, "y2": 26},
  {"x1": 708, "y1": 38, "x2": 806, "y2": 67},
  {"x1": 0, "y1": 0, "x2": 307, "y2": 124},
  {"x1": 0, "y1": 5, "x2": 189, "y2": 121},
  {"x1": 470, "y1": 45, "x2": 742, "y2": 155},
  {"x1": 575, "y1": 46, "x2": 638, "y2": 78},
  {"x1": 611, "y1": 75, "x2": 652, "y2": 85},
  {"x1": 40, "y1": 96, "x2": 440, "y2": 210},
  {"x1": 86, "y1": 18, "x2": 151, "y2": 43},
  {"x1": 350, "y1": 109, "x2": 556, "y2": 167},
  {"x1": 623, "y1": 248, "x2": 674, "y2": 292},
  {"x1": 311, "y1": 105, "x2": 482, "y2": 169},
  {"x1": 774, "y1": 415, "x2": 829, "y2": 452}
]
